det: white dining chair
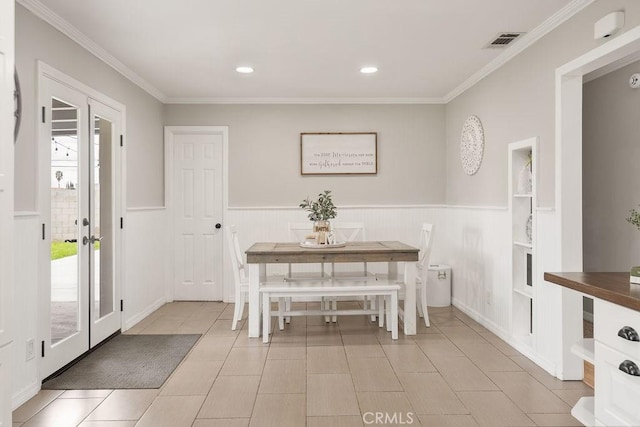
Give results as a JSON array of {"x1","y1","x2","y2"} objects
[
  {"x1": 375, "y1": 223, "x2": 434, "y2": 327},
  {"x1": 415, "y1": 223, "x2": 435, "y2": 327},
  {"x1": 226, "y1": 225, "x2": 285, "y2": 330}
]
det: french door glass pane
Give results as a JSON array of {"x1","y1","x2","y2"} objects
[
  {"x1": 50, "y1": 98, "x2": 79, "y2": 345},
  {"x1": 94, "y1": 115, "x2": 114, "y2": 320}
]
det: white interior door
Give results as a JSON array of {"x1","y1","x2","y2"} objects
[{"x1": 170, "y1": 128, "x2": 224, "y2": 301}]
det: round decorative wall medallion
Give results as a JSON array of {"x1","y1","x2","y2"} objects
[{"x1": 460, "y1": 115, "x2": 484, "y2": 175}]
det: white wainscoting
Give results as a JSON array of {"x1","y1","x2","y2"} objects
[
  {"x1": 445, "y1": 206, "x2": 512, "y2": 339},
  {"x1": 12, "y1": 214, "x2": 41, "y2": 409},
  {"x1": 446, "y1": 205, "x2": 562, "y2": 377},
  {"x1": 123, "y1": 208, "x2": 170, "y2": 331}
]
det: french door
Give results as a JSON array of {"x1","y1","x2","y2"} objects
[{"x1": 39, "y1": 72, "x2": 123, "y2": 379}]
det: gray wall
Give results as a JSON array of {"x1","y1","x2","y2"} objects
[
  {"x1": 164, "y1": 104, "x2": 446, "y2": 207},
  {"x1": 15, "y1": 5, "x2": 165, "y2": 210},
  {"x1": 445, "y1": 0, "x2": 640, "y2": 208},
  {"x1": 583, "y1": 60, "x2": 640, "y2": 272}
]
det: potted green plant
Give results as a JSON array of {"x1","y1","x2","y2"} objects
[
  {"x1": 627, "y1": 205, "x2": 640, "y2": 284},
  {"x1": 299, "y1": 190, "x2": 337, "y2": 244}
]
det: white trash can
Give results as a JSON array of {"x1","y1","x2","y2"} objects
[{"x1": 427, "y1": 264, "x2": 451, "y2": 307}]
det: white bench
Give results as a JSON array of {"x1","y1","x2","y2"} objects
[{"x1": 260, "y1": 280, "x2": 400, "y2": 343}]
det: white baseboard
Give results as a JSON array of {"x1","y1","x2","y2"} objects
[
  {"x1": 123, "y1": 296, "x2": 166, "y2": 331},
  {"x1": 452, "y1": 297, "x2": 558, "y2": 377},
  {"x1": 451, "y1": 297, "x2": 509, "y2": 340},
  {"x1": 12, "y1": 382, "x2": 40, "y2": 410}
]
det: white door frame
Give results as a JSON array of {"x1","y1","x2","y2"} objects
[
  {"x1": 554, "y1": 25, "x2": 640, "y2": 379},
  {"x1": 164, "y1": 126, "x2": 229, "y2": 302},
  {"x1": 37, "y1": 62, "x2": 126, "y2": 378},
  {"x1": 0, "y1": 0, "x2": 15, "y2": 424}
]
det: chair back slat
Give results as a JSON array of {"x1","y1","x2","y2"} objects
[
  {"x1": 226, "y1": 225, "x2": 247, "y2": 285},
  {"x1": 331, "y1": 222, "x2": 366, "y2": 243},
  {"x1": 416, "y1": 223, "x2": 434, "y2": 284}
]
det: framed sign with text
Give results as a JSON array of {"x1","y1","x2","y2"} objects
[{"x1": 300, "y1": 132, "x2": 378, "y2": 175}]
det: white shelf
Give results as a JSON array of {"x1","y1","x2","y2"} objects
[
  {"x1": 514, "y1": 287, "x2": 533, "y2": 299},
  {"x1": 513, "y1": 241, "x2": 533, "y2": 249},
  {"x1": 571, "y1": 338, "x2": 595, "y2": 365},
  {"x1": 571, "y1": 396, "x2": 595, "y2": 427},
  {"x1": 513, "y1": 193, "x2": 533, "y2": 198}
]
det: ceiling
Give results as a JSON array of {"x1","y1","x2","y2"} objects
[{"x1": 22, "y1": 0, "x2": 588, "y2": 103}]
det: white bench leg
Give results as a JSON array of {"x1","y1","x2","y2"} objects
[
  {"x1": 370, "y1": 296, "x2": 377, "y2": 322},
  {"x1": 331, "y1": 299, "x2": 337, "y2": 323},
  {"x1": 278, "y1": 297, "x2": 285, "y2": 330},
  {"x1": 378, "y1": 296, "x2": 384, "y2": 327},
  {"x1": 263, "y1": 292, "x2": 271, "y2": 344},
  {"x1": 386, "y1": 295, "x2": 391, "y2": 332},
  {"x1": 285, "y1": 297, "x2": 291, "y2": 324},
  {"x1": 391, "y1": 291, "x2": 398, "y2": 340}
]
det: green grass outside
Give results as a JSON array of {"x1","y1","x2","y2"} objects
[
  {"x1": 51, "y1": 241, "x2": 101, "y2": 260},
  {"x1": 51, "y1": 241, "x2": 77, "y2": 260}
]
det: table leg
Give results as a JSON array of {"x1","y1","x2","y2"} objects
[
  {"x1": 248, "y1": 263, "x2": 265, "y2": 338},
  {"x1": 403, "y1": 262, "x2": 416, "y2": 335}
]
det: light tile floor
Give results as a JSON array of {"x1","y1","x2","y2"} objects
[{"x1": 13, "y1": 302, "x2": 592, "y2": 427}]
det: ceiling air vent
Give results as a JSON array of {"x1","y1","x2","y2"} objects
[{"x1": 485, "y1": 32, "x2": 525, "y2": 48}]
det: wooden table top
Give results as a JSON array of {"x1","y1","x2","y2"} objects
[
  {"x1": 245, "y1": 241, "x2": 419, "y2": 264},
  {"x1": 544, "y1": 272, "x2": 640, "y2": 311}
]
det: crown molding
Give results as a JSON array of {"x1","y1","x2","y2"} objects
[
  {"x1": 443, "y1": 0, "x2": 597, "y2": 103},
  {"x1": 17, "y1": 0, "x2": 167, "y2": 103},
  {"x1": 18, "y1": 0, "x2": 594, "y2": 106},
  {"x1": 164, "y1": 96, "x2": 446, "y2": 105}
]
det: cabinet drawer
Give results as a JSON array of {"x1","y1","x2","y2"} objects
[
  {"x1": 595, "y1": 342, "x2": 640, "y2": 426},
  {"x1": 595, "y1": 299, "x2": 640, "y2": 358}
]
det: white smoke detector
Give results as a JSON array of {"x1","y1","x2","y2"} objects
[
  {"x1": 594, "y1": 11, "x2": 624, "y2": 40},
  {"x1": 630, "y1": 73, "x2": 640, "y2": 89}
]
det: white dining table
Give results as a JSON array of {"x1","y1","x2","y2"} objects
[{"x1": 244, "y1": 241, "x2": 419, "y2": 337}]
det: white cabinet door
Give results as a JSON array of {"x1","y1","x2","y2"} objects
[{"x1": 595, "y1": 341, "x2": 640, "y2": 426}]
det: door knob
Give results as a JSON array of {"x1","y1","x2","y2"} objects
[{"x1": 215, "y1": 223, "x2": 222, "y2": 229}]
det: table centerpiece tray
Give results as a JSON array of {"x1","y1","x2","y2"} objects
[{"x1": 299, "y1": 241, "x2": 346, "y2": 249}]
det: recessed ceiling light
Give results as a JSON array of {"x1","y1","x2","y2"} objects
[
  {"x1": 360, "y1": 66, "x2": 378, "y2": 74},
  {"x1": 236, "y1": 66, "x2": 254, "y2": 74}
]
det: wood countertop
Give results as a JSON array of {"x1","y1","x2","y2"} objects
[{"x1": 544, "y1": 272, "x2": 640, "y2": 311}]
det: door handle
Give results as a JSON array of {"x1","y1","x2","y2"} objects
[
  {"x1": 619, "y1": 360, "x2": 640, "y2": 376},
  {"x1": 82, "y1": 235, "x2": 103, "y2": 245},
  {"x1": 618, "y1": 326, "x2": 640, "y2": 342}
]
